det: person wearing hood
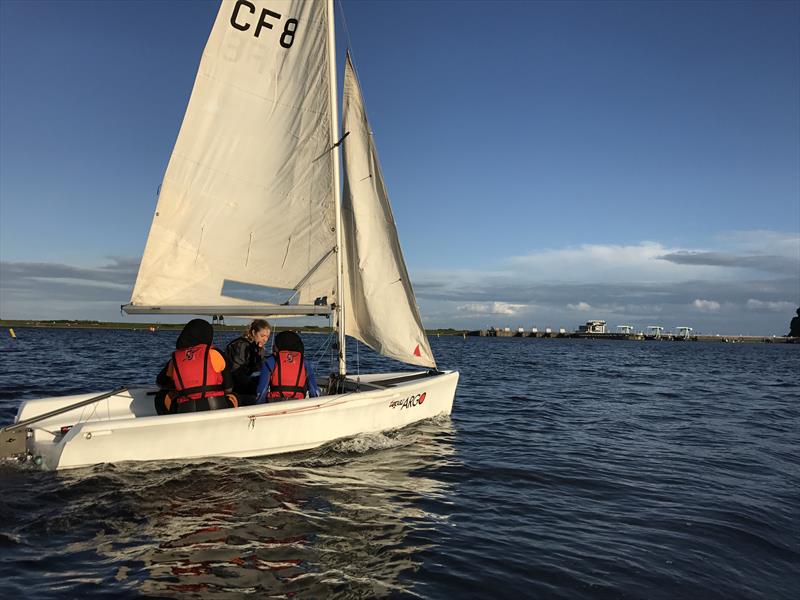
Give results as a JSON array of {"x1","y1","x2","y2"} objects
[
  {"x1": 255, "y1": 330, "x2": 320, "y2": 403},
  {"x1": 155, "y1": 319, "x2": 236, "y2": 414}
]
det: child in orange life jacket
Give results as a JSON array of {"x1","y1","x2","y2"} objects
[
  {"x1": 255, "y1": 330, "x2": 320, "y2": 403},
  {"x1": 155, "y1": 318, "x2": 237, "y2": 414}
]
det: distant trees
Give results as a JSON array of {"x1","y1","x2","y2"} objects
[{"x1": 789, "y1": 307, "x2": 800, "y2": 337}]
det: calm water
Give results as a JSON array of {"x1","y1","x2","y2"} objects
[{"x1": 0, "y1": 329, "x2": 798, "y2": 599}]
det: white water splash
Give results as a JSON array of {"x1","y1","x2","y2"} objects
[{"x1": 331, "y1": 431, "x2": 408, "y2": 454}]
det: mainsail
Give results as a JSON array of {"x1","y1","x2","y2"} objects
[
  {"x1": 128, "y1": 0, "x2": 337, "y2": 311},
  {"x1": 126, "y1": 0, "x2": 435, "y2": 370},
  {"x1": 341, "y1": 54, "x2": 436, "y2": 368}
]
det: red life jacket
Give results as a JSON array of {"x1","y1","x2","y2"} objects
[
  {"x1": 171, "y1": 343, "x2": 226, "y2": 404},
  {"x1": 268, "y1": 350, "x2": 307, "y2": 399}
]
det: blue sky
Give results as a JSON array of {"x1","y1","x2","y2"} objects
[{"x1": 1, "y1": 0, "x2": 798, "y2": 335}]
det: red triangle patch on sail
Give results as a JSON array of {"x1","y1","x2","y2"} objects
[{"x1": 413, "y1": 344, "x2": 421, "y2": 357}]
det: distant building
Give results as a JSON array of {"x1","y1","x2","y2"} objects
[{"x1": 577, "y1": 320, "x2": 606, "y2": 334}]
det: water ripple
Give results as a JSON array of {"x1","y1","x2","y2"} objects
[{"x1": 0, "y1": 331, "x2": 799, "y2": 597}]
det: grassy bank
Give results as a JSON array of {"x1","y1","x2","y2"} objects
[
  {"x1": 0, "y1": 320, "x2": 471, "y2": 336},
  {"x1": 0, "y1": 319, "x2": 330, "y2": 333}
]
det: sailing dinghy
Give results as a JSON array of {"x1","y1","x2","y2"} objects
[{"x1": 2, "y1": 0, "x2": 458, "y2": 471}]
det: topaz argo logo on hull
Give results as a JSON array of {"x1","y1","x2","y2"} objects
[{"x1": 389, "y1": 392, "x2": 426, "y2": 410}]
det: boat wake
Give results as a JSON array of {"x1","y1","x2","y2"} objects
[
  {"x1": 331, "y1": 431, "x2": 407, "y2": 454},
  {"x1": 302, "y1": 415, "x2": 453, "y2": 463}
]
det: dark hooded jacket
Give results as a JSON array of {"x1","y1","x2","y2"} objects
[
  {"x1": 175, "y1": 318, "x2": 214, "y2": 350},
  {"x1": 225, "y1": 336, "x2": 264, "y2": 395}
]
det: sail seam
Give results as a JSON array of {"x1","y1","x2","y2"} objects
[
  {"x1": 194, "y1": 226, "x2": 204, "y2": 263},
  {"x1": 245, "y1": 232, "x2": 253, "y2": 267}
]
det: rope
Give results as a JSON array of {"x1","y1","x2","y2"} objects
[
  {"x1": 337, "y1": 0, "x2": 356, "y2": 65},
  {"x1": 337, "y1": 0, "x2": 370, "y2": 113},
  {"x1": 310, "y1": 329, "x2": 336, "y2": 381},
  {"x1": 312, "y1": 330, "x2": 334, "y2": 363}
]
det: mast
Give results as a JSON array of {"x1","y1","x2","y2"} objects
[{"x1": 327, "y1": 0, "x2": 346, "y2": 376}]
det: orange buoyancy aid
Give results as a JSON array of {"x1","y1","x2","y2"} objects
[
  {"x1": 268, "y1": 349, "x2": 308, "y2": 399},
  {"x1": 171, "y1": 343, "x2": 226, "y2": 403}
]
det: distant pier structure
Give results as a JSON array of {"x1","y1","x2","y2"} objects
[
  {"x1": 575, "y1": 320, "x2": 642, "y2": 340},
  {"x1": 476, "y1": 326, "x2": 514, "y2": 337},
  {"x1": 577, "y1": 320, "x2": 606, "y2": 334},
  {"x1": 472, "y1": 326, "x2": 570, "y2": 338},
  {"x1": 465, "y1": 319, "x2": 792, "y2": 343}
]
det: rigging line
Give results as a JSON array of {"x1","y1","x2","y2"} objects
[
  {"x1": 337, "y1": 0, "x2": 357, "y2": 74},
  {"x1": 312, "y1": 330, "x2": 335, "y2": 364},
  {"x1": 247, "y1": 392, "x2": 358, "y2": 421},
  {"x1": 337, "y1": 1, "x2": 376, "y2": 143},
  {"x1": 313, "y1": 337, "x2": 329, "y2": 367},
  {"x1": 355, "y1": 337, "x2": 360, "y2": 386},
  {"x1": 315, "y1": 338, "x2": 334, "y2": 386}
]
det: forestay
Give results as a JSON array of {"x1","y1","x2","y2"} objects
[
  {"x1": 129, "y1": 0, "x2": 337, "y2": 311},
  {"x1": 341, "y1": 54, "x2": 435, "y2": 368}
]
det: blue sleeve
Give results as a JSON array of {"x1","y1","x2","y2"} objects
[
  {"x1": 305, "y1": 359, "x2": 320, "y2": 397},
  {"x1": 256, "y1": 355, "x2": 276, "y2": 404}
]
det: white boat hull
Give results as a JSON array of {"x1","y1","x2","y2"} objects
[{"x1": 12, "y1": 370, "x2": 458, "y2": 471}]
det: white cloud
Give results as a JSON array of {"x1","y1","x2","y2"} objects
[
  {"x1": 419, "y1": 231, "x2": 797, "y2": 292},
  {"x1": 499, "y1": 232, "x2": 799, "y2": 286},
  {"x1": 503, "y1": 241, "x2": 769, "y2": 284},
  {"x1": 746, "y1": 299, "x2": 795, "y2": 312},
  {"x1": 567, "y1": 302, "x2": 591, "y2": 311},
  {"x1": 509, "y1": 241, "x2": 679, "y2": 283},
  {"x1": 409, "y1": 231, "x2": 798, "y2": 333},
  {"x1": 692, "y1": 299, "x2": 721, "y2": 311},
  {"x1": 456, "y1": 301, "x2": 526, "y2": 315}
]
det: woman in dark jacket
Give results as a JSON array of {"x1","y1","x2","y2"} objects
[{"x1": 225, "y1": 319, "x2": 271, "y2": 405}]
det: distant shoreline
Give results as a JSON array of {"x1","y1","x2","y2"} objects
[
  {"x1": 0, "y1": 319, "x2": 465, "y2": 337},
  {"x1": 474, "y1": 332, "x2": 797, "y2": 344},
  {"x1": 0, "y1": 319, "x2": 329, "y2": 333},
  {"x1": 1, "y1": 319, "x2": 795, "y2": 343}
]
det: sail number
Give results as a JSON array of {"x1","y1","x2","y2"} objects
[{"x1": 230, "y1": 0, "x2": 298, "y2": 49}]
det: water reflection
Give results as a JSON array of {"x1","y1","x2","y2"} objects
[{"x1": 47, "y1": 419, "x2": 458, "y2": 598}]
